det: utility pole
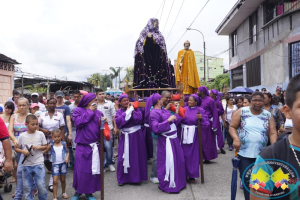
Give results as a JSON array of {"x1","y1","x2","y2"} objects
[
  {"x1": 116, "y1": 66, "x2": 123, "y2": 89},
  {"x1": 21, "y1": 74, "x2": 24, "y2": 96}
]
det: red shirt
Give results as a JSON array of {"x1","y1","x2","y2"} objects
[{"x1": 0, "y1": 118, "x2": 9, "y2": 141}]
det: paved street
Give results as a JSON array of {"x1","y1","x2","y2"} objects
[{"x1": 1, "y1": 147, "x2": 244, "y2": 200}]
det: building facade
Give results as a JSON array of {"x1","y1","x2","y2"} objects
[
  {"x1": 0, "y1": 54, "x2": 20, "y2": 105},
  {"x1": 216, "y1": 0, "x2": 300, "y2": 92},
  {"x1": 194, "y1": 51, "x2": 224, "y2": 81}
]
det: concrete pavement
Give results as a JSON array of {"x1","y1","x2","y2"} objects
[{"x1": 1, "y1": 147, "x2": 244, "y2": 200}]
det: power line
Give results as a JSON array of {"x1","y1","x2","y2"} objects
[
  {"x1": 166, "y1": 0, "x2": 185, "y2": 41},
  {"x1": 168, "y1": 0, "x2": 210, "y2": 54},
  {"x1": 160, "y1": 0, "x2": 166, "y2": 22},
  {"x1": 162, "y1": 0, "x2": 175, "y2": 33},
  {"x1": 155, "y1": 1, "x2": 165, "y2": 17}
]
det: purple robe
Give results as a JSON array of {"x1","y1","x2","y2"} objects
[
  {"x1": 115, "y1": 108, "x2": 148, "y2": 184},
  {"x1": 149, "y1": 108, "x2": 186, "y2": 193},
  {"x1": 139, "y1": 107, "x2": 153, "y2": 158},
  {"x1": 72, "y1": 108, "x2": 103, "y2": 194},
  {"x1": 199, "y1": 96, "x2": 218, "y2": 161},
  {"x1": 179, "y1": 106, "x2": 210, "y2": 178},
  {"x1": 215, "y1": 100, "x2": 225, "y2": 149}
]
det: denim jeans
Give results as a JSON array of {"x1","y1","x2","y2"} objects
[
  {"x1": 22, "y1": 164, "x2": 47, "y2": 200},
  {"x1": 238, "y1": 155, "x2": 256, "y2": 200},
  {"x1": 150, "y1": 137, "x2": 158, "y2": 178},
  {"x1": 104, "y1": 130, "x2": 113, "y2": 166},
  {"x1": 14, "y1": 154, "x2": 37, "y2": 200}
]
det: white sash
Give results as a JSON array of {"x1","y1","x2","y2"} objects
[
  {"x1": 122, "y1": 125, "x2": 142, "y2": 173},
  {"x1": 181, "y1": 124, "x2": 197, "y2": 144},
  {"x1": 162, "y1": 123, "x2": 177, "y2": 188},
  {"x1": 89, "y1": 142, "x2": 100, "y2": 175}
]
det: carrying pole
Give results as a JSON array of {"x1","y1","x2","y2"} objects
[{"x1": 197, "y1": 112, "x2": 204, "y2": 183}]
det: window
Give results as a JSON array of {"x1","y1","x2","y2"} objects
[
  {"x1": 232, "y1": 65, "x2": 243, "y2": 88},
  {"x1": 290, "y1": 41, "x2": 300, "y2": 78},
  {"x1": 249, "y1": 11, "x2": 258, "y2": 44},
  {"x1": 264, "y1": 0, "x2": 300, "y2": 24},
  {"x1": 231, "y1": 30, "x2": 237, "y2": 57},
  {"x1": 200, "y1": 67, "x2": 204, "y2": 70},
  {"x1": 246, "y1": 56, "x2": 261, "y2": 87}
]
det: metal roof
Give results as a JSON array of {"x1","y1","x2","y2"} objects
[{"x1": 0, "y1": 53, "x2": 21, "y2": 64}]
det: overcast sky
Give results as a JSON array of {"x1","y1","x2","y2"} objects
[{"x1": 0, "y1": 0, "x2": 237, "y2": 82}]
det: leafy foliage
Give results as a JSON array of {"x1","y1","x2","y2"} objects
[
  {"x1": 124, "y1": 66, "x2": 134, "y2": 88},
  {"x1": 25, "y1": 85, "x2": 47, "y2": 93},
  {"x1": 201, "y1": 73, "x2": 229, "y2": 91},
  {"x1": 87, "y1": 73, "x2": 112, "y2": 91},
  {"x1": 109, "y1": 67, "x2": 121, "y2": 88}
]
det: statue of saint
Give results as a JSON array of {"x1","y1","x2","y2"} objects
[
  {"x1": 133, "y1": 18, "x2": 174, "y2": 92},
  {"x1": 175, "y1": 41, "x2": 201, "y2": 95}
]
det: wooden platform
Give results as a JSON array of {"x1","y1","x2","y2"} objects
[{"x1": 124, "y1": 83, "x2": 185, "y2": 107}]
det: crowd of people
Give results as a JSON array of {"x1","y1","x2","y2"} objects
[{"x1": 0, "y1": 76, "x2": 298, "y2": 200}]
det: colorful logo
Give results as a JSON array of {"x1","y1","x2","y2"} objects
[{"x1": 242, "y1": 159, "x2": 299, "y2": 199}]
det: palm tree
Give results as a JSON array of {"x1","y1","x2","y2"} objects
[
  {"x1": 101, "y1": 74, "x2": 112, "y2": 91},
  {"x1": 87, "y1": 73, "x2": 102, "y2": 87},
  {"x1": 109, "y1": 67, "x2": 121, "y2": 88},
  {"x1": 124, "y1": 66, "x2": 134, "y2": 87}
]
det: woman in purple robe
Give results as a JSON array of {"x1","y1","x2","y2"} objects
[
  {"x1": 197, "y1": 86, "x2": 218, "y2": 162},
  {"x1": 148, "y1": 93, "x2": 186, "y2": 193},
  {"x1": 133, "y1": 18, "x2": 174, "y2": 94},
  {"x1": 210, "y1": 89, "x2": 226, "y2": 154},
  {"x1": 179, "y1": 94, "x2": 210, "y2": 183},
  {"x1": 115, "y1": 94, "x2": 147, "y2": 185},
  {"x1": 72, "y1": 93, "x2": 103, "y2": 200}
]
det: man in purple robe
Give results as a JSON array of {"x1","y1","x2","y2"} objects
[
  {"x1": 210, "y1": 89, "x2": 226, "y2": 154},
  {"x1": 72, "y1": 93, "x2": 103, "y2": 200},
  {"x1": 179, "y1": 94, "x2": 210, "y2": 183},
  {"x1": 197, "y1": 86, "x2": 218, "y2": 162},
  {"x1": 115, "y1": 94, "x2": 147, "y2": 186},
  {"x1": 133, "y1": 18, "x2": 174, "y2": 95},
  {"x1": 148, "y1": 93, "x2": 186, "y2": 193}
]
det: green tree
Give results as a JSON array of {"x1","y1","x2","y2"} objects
[
  {"x1": 25, "y1": 85, "x2": 47, "y2": 93},
  {"x1": 201, "y1": 73, "x2": 230, "y2": 92},
  {"x1": 109, "y1": 67, "x2": 121, "y2": 88},
  {"x1": 124, "y1": 66, "x2": 134, "y2": 87},
  {"x1": 87, "y1": 73, "x2": 102, "y2": 87},
  {"x1": 100, "y1": 74, "x2": 112, "y2": 91}
]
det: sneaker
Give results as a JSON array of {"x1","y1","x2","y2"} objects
[
  {"x1": 71, "y1": 192, "x2": 82, "y2": 200},
  {"x1": 108, "y1": 165, "x2": 116, "y2": 172},
  {"x1": 85, "y1": 194, "x2": 96, "y2": 200},
  {"x1": 48, "y1": 185, "x2": 53, "y2": 192},
  {"x1": 229, "y1": 146, "x2": 233, "y2": 151},
  {"x1": 150, "y1": 177, "x2": 159, "y2": 184}
]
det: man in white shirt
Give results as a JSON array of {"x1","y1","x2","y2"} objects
[
  {"x1": 96, "y1": 89, "x2": 117, "y2": 172},
  {"x1": 31, "y1": 93, "x2": 46, "y2": 112}
]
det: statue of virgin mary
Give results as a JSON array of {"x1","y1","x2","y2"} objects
[{"x1": 133, "y1": 18, "x2": 174, "y2": 92}]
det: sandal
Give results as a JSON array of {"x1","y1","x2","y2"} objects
[{"x1": 62, "y1": 193, "x2": 69, "y2": 199}]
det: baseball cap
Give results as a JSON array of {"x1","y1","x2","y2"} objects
[
  {"x1": 0, "y1": 106, "x2": 3, "y2": 113},
  {"x1": 31, "y1": 93, "x2": 39, "y2": 97},
  {"x1": 30, "y1": 103, "x2": 40, "y2": 109},
  {"x1": 276, "y1": 86, "x2": 282, "y2": 91},
  {"x1": 55, "y1": 90, "x2": 64, "y2": 97}
]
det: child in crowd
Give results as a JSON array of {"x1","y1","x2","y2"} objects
[
  {"x1": 50, "y1": 129, "x2": 69, "y2": 200},
  {"x1": 15, "y1": 115, "x2": 48, "y2": 200},
  {"x1": 250, "y1": 74, "x2": 300, "y2": 200}
]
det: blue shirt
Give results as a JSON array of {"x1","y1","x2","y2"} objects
[
  {"x1": 56, "y1": 105, "x2": 71, "y2": 133},
  {"x1": 238, "y1": 107, "x2": 271, "y2": 158}
]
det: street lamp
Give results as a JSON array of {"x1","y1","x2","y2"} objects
[{"x1": 186, "y1": 28, "x2": 206, "y2": 81}]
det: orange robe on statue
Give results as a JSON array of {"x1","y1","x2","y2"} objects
[{"x1": 175, "y1": 49, "x2": 201, "y2": 94}]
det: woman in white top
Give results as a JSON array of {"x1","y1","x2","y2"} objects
[
  {"x1": 224, "y1": 97, "x2": 237, "y2": 151},
  {"x1": 38, "y1": 98, "x2": 65, "y2": 192},
  {"x1": 8, "y1": 98, "x2": 33, "y2": 198}
]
